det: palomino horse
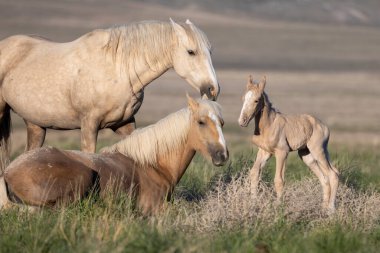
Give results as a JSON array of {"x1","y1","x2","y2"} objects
[
  {"x1": 238, "y1": 75, "x2": 339, "y2": 212},
  {"x1": 0, "y1": 96, "x2": 228, "y2": 215},
  {"x1": 0, "y1": 19, "x2": 219, "y2": 169}
]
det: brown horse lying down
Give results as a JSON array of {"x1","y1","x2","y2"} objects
[{"x1": 0, "y1": 96, "x2": 228, "y2": 215}]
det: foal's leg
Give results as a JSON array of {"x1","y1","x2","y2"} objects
[
  {"x1": 249, "y1": 148, "x2": 271, "y2": 196},
  {"x1": 308, "y1": 144, "x2": 338, "y2": 211},
  {"x1": 274, "y1": 150, "x2": 288, "y2": 201},
  {"x1": 110, "y1": 116, "x2": 136, "y2": 137},
  {"x1": 25, "y1": 120, "x2": 46, "y2": 151},
  {"x1": 298, "y1": 148, "x2": 330, "y2": 209},
  {"x1": 323, "y1": 146, "x2": 339, "y2": 211},
  {"x1": 80, "y1": 117, "x2": 99, "y2": 153}
]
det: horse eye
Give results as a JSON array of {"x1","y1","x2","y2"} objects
[
  {"x1": 254, "y1": 100, "x2": 259, "y2": 103},
  {"x1": 198, "y1": 120, "x2": 205, "y2": 126},
  {"x1": 187, "y1": 50, "x2": 195, "y2": 56}
]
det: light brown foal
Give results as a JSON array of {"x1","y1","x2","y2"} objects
[{"x1": 239, "y1": 75, "x2": 339, "y2": 212}]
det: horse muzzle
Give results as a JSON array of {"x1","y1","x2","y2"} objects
[
  {"x1": 238, "y1": 114, "x2": 251, "y2": 127},
  {"x1": 211, "y1": 148, "x2": 229, "y2": 166},
  {"x1": 200, "y1": 84, "x2": 219, "y2": 101}
]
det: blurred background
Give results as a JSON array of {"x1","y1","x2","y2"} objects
[{"x1": 0, "y1": 0, "x2": 379, "y2": 154}]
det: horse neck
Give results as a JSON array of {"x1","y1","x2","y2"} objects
[
  {"x1": 255, "y1": 92, "x2": 276, "y2": 135},
  {"x1": 156, "y1": 135, "x2": 196, "y2": 186},
  {"x1": 108, "y1": 24, "x2": 175, "y2": 94}
]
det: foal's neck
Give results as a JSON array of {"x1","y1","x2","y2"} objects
[{"x1": 254, "y1": 92, "x2": 276, "y2": 135}]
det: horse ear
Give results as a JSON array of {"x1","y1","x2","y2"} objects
[
  {"x1": 246, "y1": 75, "x2": 254, "y2": 89},
  {"x1": 187, "y1": 93, "x2": 199, "y2": 112},
  {"x1": 170, "y1": 18, "x2": 188, "y2": 44},
  {"x1": 186, "y1": 19, "x2": 193, "y2": 25},
  {"x1": 258, "y1": 75, "x2": 266, "y2": 91}
]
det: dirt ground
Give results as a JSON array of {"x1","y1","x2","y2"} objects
[{"x1": 0, "y1": 0, "x2": 379, "y2": 154}]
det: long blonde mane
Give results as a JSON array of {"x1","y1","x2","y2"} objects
[
  {"x1": 101, "y1": 99, "x2": 223, "y2": 167},
  {"x1": 104, "y1": 21, "x2": 211, "y2": 73},
  {"x1": 102, "y1": 109, "x2": 191, "y2": 166}
]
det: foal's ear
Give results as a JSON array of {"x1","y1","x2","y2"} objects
[
  {"x1": 170, "y1": 18, "x2": 189, "y2": 44},
  {"x1": 258, "y1": 75, "x2": 266, "y2": 91},
  {"x1": 187, "y1": 93, "x2": 199, "y2": 112},
  {"x1": 246, "y1": 75, "x2": 254, "y2": 90}
]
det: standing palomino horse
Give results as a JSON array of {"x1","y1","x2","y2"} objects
[
  {"x1": 0, "y1": 96, "x2": 228, "y2": 215},
  {"x1": 238, "y1": 75, "x2": 339, "y2": 212},
  {"x1": 0, "y1": 19, "x2": 219, "y2": 165}
]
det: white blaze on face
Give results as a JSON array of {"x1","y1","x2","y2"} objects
[
  {"x1": 239, "y1": 90, "x2": 254, "y2": 121},
  {"x1": 208, "y1": 112, "x2": 226, "y2": 151}
]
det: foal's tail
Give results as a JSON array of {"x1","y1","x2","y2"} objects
[{"x1": 0, "y1": 108, "x2": 11, "y2": 176}]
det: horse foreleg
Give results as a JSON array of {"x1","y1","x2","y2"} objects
[
  {"x1": 80, "y1": 118, "x2": 99, "y2": 153},
  {"x1": 274, "y1": 150, "x2": 288, "y2": 202},
  {"x1": 249, "y1": 148, "x2": 271, "y2": 197},
  {"x1": 25, "y1": 120, "x2": 46, "y2": 151},
  {"x1": 111, "y1": 116, "x2": 136, "y2": 137}
]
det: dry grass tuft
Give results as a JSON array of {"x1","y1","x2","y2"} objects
[{"x1": 172, "y1": 176, "x2": 380, "y2": 232}]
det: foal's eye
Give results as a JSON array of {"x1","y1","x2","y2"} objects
[
  {"x1": 187, "y1": 50, "x2": 196, "y2": 56},
  {"x1": 254, "y1": 100, "x2": 259, "y2": 103},
  {"x1": 198, "y1": 120, "x2": 205, "y2": 126}
]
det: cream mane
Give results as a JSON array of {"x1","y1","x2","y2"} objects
[
  {"x1": 104, "y1": 21, "x2": 211, "y2": 73},
  {"x1": 101, "y1": 99, "x2": 223, "y2": 167},
  {"x1": 102, "y1": 109, "x2": 191, "y2": 166}
]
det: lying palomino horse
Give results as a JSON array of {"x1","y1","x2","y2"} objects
[
  {"x1": 238, "y1": 75, "x2": 339, "y2": 212},
  {"x1": 0, "y1": 19, "x2": 219, "y2": 164},
  {"x1": 0, "y1": 96, "x2": 228, "y2": 215}
]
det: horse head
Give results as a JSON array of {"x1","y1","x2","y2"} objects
[
  {"x1": 170, "y1": 19, "x2": 219, "y2": 101},
  {"x1": 187, "y1": 95, "x2": 228, "y2": 166},
  {"x1": 238, "y1": 75, "x2": 266, "y2": 127}
]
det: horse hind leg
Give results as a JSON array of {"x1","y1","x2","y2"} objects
[
  {"x1": 307, "y1": 137, "x2": 339, "y2": 212},
  {"x1": 0, "y1": 101, "x2": 11, "y2": 175},
  {"x1": 24, "y1": 120, "x2": 46, "y2": 151},
  {"x1": 298, "y1": 148, "x2": 330, "y2": 210},
  {"x1": 322, "y1": 140, "x2": 339, "y2": 212},
  {"x1": 0, "y1": 176, "x2": 11, "y2": 209}
]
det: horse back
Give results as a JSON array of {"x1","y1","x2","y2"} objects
[
  {"x1": 0, "y1": 35, "x2": 51, "y2": 78},
  {"x1": 4, "y1": 146, "x2": 97, "y2": 206}
]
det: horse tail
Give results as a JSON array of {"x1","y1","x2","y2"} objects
[{"x1": 0, "y1": 108, "x2": 11, "y2": 176}]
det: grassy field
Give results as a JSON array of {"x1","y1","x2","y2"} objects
[
  {"x1": 1, "y1": 0, "x2": 380, "y2": 252},
  {"x1": 1, "y1": 140, "x2": 380, "y2": 253}
]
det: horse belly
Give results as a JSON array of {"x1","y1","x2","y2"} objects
[
  {"x1": 4, "y1": 148, "x2": 95, "y2": 206},
  {"x1": 100, "y1": 90, "x2": 144, "y2": 128}
]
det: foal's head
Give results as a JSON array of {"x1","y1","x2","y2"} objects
[
  {"x1": 238, "y1": 75, "x2": 266, "y2": 127},
  {"x1": 187, "y1": 95, "x2": 228, "y2": 166},
  {"x1": 170, "y1": 19, "x2": 219, "y2": 100}
]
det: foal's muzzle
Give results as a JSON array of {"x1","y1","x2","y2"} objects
[{"x1": 238, "y1": 114, "x2": 251, "y2": 127}]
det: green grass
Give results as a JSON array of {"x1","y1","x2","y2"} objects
[{"x1": 1, "y1": 144, "x2": 380, "y2": 253}]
